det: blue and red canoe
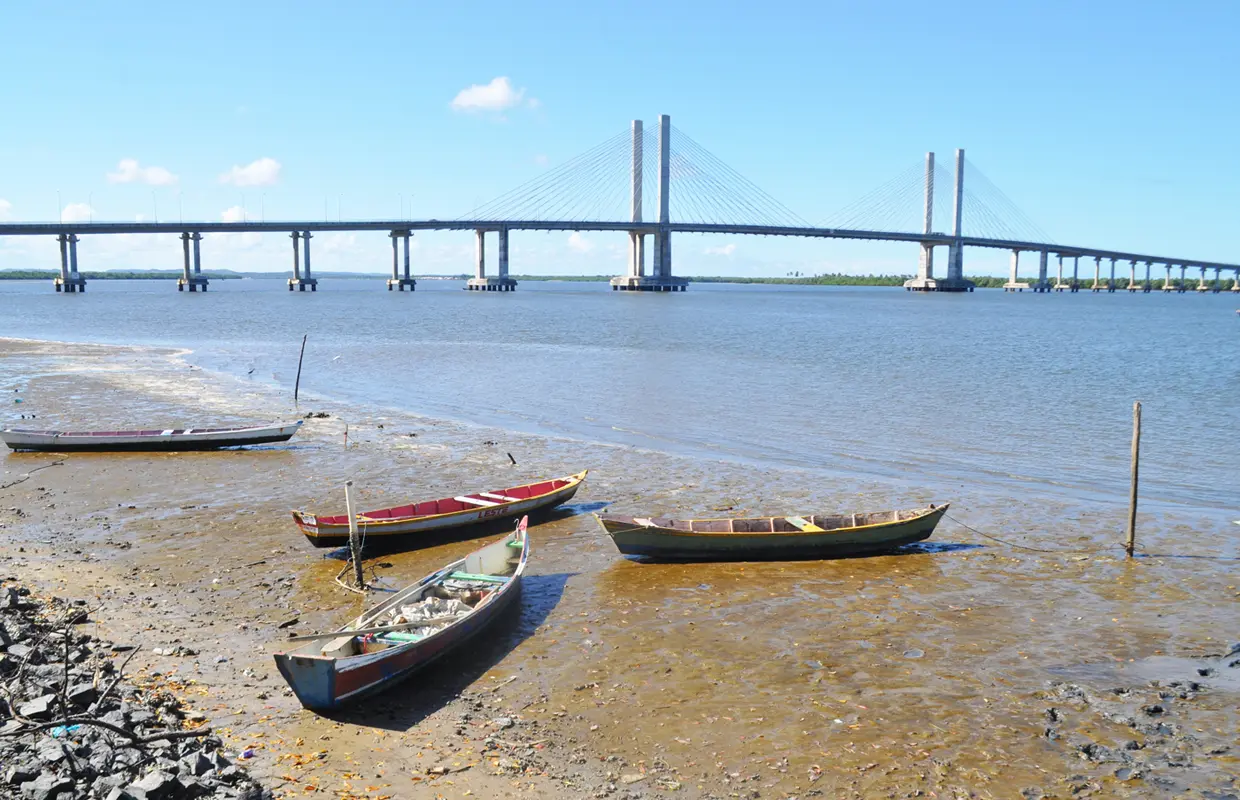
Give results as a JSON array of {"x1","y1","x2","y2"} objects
[{"x1": 274, "y1": 518, "x2": 529, "y2": 710}]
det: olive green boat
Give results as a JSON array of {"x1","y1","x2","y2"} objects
[{"x1": 593, "y1": 503, "x2": 948, "y2": 562}]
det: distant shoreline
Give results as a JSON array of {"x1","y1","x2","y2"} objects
[{"x1": 1, "y1": 270, "x2": 1233, "y2": 290}]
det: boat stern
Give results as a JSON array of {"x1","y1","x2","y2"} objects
[{"x1": 273, "y1": 652, "x2": 338, "y2": 711}]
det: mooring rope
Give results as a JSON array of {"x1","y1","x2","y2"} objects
[{"x1": 945, "y1": 513, "x2": 1133, "y2": 555}]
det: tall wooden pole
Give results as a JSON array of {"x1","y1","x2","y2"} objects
[
  {"x1": 345, "y1": 480, "x2": 364, "y2": 588},
  {"x1": 1126, "y1": 401, "x2": 1141, "y2": 558},
  {"x1": 293, "y1": 334, "x2": 308, "y2": 406}
]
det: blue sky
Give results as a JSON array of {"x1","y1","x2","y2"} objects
[{"x1": 1, "y1": 0, "x2": 1237, "y2": 277}]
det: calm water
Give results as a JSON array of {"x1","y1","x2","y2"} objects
[{"x1": 2, "y1": 277, "x2": 1237, "y2": 514}]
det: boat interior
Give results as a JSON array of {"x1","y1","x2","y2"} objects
[
  {"x1": 611, "y1": 506, "x2": 935, "y2": 534},
  {"x1": 315, "y1": 534, "x2": 524, "y2": 659},
  {"x1": 315, "y1": 477, "x2": 575, "y2": 525}
]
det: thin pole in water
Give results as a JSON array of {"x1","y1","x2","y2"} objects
[
  {"x1": 1126, "y1": 401, "x2": 1141, "y2": 558},
  {"x1": 293, "y1": 334, "x2": 308, "y2": 406},
  {"x1": 345, "y1": 480, "x2": 364, "y2": 589}
]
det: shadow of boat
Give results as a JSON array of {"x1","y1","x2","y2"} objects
[{"x1": 319, "y1": 571, "x2": 574, "y2": 730}]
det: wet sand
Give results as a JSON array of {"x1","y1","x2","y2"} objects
[{"x1": 1, "y1": 337, "x2": 1237, "y2": 799}]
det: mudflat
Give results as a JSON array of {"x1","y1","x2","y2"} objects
[{"x1": 1, "y1": 337, "x2": 1237, "y2": 799}]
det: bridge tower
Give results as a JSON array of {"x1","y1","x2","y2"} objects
[
  {"x1": 611, "y1": 115, "x2": 687, "y2": 291},
  {"x1": 905, "y1": 149, "x2": 973, "y2": 292}
]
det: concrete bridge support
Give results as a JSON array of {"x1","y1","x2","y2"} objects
[
  {"x1": 612, "y1": 114, "x2": 686, "y2": 291},
  {"x1": 1197, "y1": 266, "x2": 1209, "y2": 292},
  {"x1": 177, "y1": 231, "x2": 208, "y2": 291},
  {"x1": 288, "y1": 231, "x2": 317, "y2": 291},
  {"x1": 1162, "y1": 264, "x2": 1174, "y2": 292},
  {"x1": 1031, "y1": 250, "x2": 1051, "y2": 292},
  {"x1": 1212, "y1": 267, "x2": 1222, "y2": 293},
  {"x1": 1108, "y1": 258, "x2": 1117, "y2": 292},
  {"x1": 53, "y1": 233, "x2": 86, "y2": 293},
  {"x1": 1129, "y1": 260, "x2": 1139, "y2": 292},
  {"x1": 1142, "y1": 261, "x2": 1151, "y2": 292},
  {"x1": 1233, "y1": 269, "x2": 1240, "y2": 292},
  {"x1": 1003, "y1": 249, "x2": 1025, "y2": 291},
  {"x1": 1071, "y1": 256, "x2": 1080, "y2": 292},
  {"x1": 905, "y1": 152, "x2": 940, "y2": 292},
  {"x1": 387, "y1": 230, "x2": 416, "y2": 291},
  {"x1": 1178, "y1": 265, "x2": 1187, "y2": 293},
  {"x1": 467, "y1": 229, "x2": 516, "y2": 291},
  {"x1": 1091, "y1": 256, "x2": 1102, "y2": 292},
  {"x1": 907, "y1": 148, "x2": 972, "y2": 292},
  {"x1": 1054, "y1": 254, "x2": 1068, "y2": 292}
]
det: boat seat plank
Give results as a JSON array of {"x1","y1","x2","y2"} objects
[
  {"x1": 455, "y1": 496, "x2": 500, "y2": 507},
  {"x1": 479, "y1": 492, "x2": 522, "y2": 502},
  {"x1": 160, "y1": 429, "x2": 174, "y2": 436},
  {"x1": 786, "y1": 516, "x2": 825, "y2": 532},
  {"x1": 448, "y1": 571, "x2": 509, "y2": 583}
]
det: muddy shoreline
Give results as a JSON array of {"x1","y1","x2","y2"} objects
[{"x1": 1, "y1": 337, "x2": 1237, "y2": 799}]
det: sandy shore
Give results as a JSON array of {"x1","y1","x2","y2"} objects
[{"x1": 1, "y1": 337, "x2": 1237, "y2": 799}]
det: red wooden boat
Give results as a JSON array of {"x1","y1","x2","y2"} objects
[
  {"x1": 291, "y1": 470, "x2": 586, "y2": 548},
  {"x1": 274, "y1": 518, "x2": 529, "y2": 710}
]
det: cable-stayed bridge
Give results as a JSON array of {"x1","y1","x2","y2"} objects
[{"x1": 2, "y1": 115, "x2": 1237, "y2": 295}]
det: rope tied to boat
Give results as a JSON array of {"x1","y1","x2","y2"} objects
[{"x1": 945, "y1": 513, "x2": 1137, "y2": 555}]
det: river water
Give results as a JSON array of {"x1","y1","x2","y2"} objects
[
  {"x1": 2, "y1": 278, "x2": 1238, "y2": 797},
  {"x1": 2, "y1": 278, "x2": 1238, "y2": 515}
]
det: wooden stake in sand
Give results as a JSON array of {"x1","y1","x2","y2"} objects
[
  {"x1": 293, "y1": 334, "x2": 308, "y2": 406},
  {"x1": 1126, "y1": 401, "x2": 1141, "y2": 558},
  {"x1": 345, "y1": 480, "x2": 364, "y2": 588}
]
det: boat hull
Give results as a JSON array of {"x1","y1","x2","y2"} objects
[
  {"x1": 273, "y1": 578, "x2": 521, "y2": 710},
  {"x1": 0, "y1": 422, "x2": 303, "y2": 452},
  {"x1": 294, "y1": 473, "x2": 583, "y2": 549},
  {"x1": 274, "y1": 525, "x2": 529, "y2": 711},
  {"x1": 598, "y1": 505, "x2": 948, "y2": 561}
]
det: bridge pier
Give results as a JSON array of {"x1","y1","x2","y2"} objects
[
  {"x1": 1197, "y1": 266, "x2": 1209, "y2": 292},
  {"x1": 1232, "y1": 269, "x2": 1240, "y2": 292},
  {"x1": 1070, "y1": 256, "x2": 1080, "y2": 292},
  {"x1": 905, "y1": 153, "x2": 940, "y2": 292},
  {"x1": 387, "y1": 230, "x2": 416, "y2": 291},
  {"x1": 288, "y1": 231, "x2": 317, "y2": 291},
  {"x1": 1091, "y1": 256, "x2": 1102, "y2": 292},
  {"x1": 1031, "y1": 250, "x2": 1051, "y2": 292},
  {"x1": 611, "y1": 115, "x2": 686, "y2": 292},
  {"x1": 467, "y1": 229, "x2": 516, "y2": 291},
  {"x1": 1177, "y1": 265, "x2": 1187, "y2": 293},
  {"x1": 1142, "y1": 261, "x2": 1151, "y2": 292},
  {"x1": 1162, "y1": 263, "x2": 1173, "y2": 292},
  {"x1": 1003, "y1": 249, "x2": 1025, "y2": 291},
  {"x1": 1128, "y1": 260, "x2": 1139, "y2": 292},
  {"x1": 1107, "y1": 258, "x2": 1117, "y2": 292},
  {"x1": 1054, "y1": 254, "x2": 1067, "y2": 291},
  {"x1": 53, "y1": 233, "x2": 86, "y2": 293},
  {"x1": 1212, "y1": 267, "x2": 1222, "y2": 293},
  {"x1": 177, "y1": 232, "x2": 208, "y2": 291}
]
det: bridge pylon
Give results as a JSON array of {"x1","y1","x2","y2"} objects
[
  {"x1": 611, "y1": 115, "x2": 687, "y2": 292},
  {"x1": 904, "y1": 149, "x2": 974, "y2": 292}
]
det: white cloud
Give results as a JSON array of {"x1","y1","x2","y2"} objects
[
  {"x1": 450, "y1": 77, "x2": 534, "y2": 112},
  {"x1": 61, "y1": 203, "x2": 94, "y2": 222},
  {"x1": 107, "y1": 158, "x2": 178, "y2": 186},
  {"x1": 220, "y1": 205, "x2": 248, "y2": 223},
  {"x1": 0, "y1": 199, "x2": 11, "y2": 220},
  {"x1": 704, "y1": 243, "x2": 737, "y2": 257},
  {"x1": 567, "y1": 232, "x2": 594, "y2": 253},
  {"x1": 219, "y1": 157, "x2": 281, "y2": 187}
]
